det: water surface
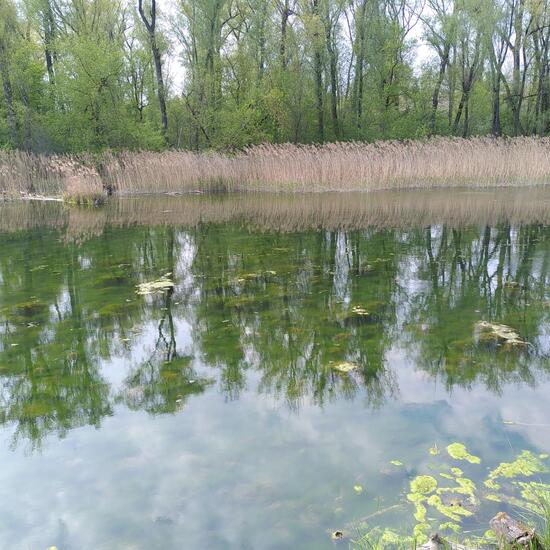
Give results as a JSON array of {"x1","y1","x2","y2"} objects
[{"x1": 1, "y1": 192, "x2": 550, "y2": 549}]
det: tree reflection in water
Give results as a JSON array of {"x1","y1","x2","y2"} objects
[{"x1": 1, "y1": 214, "x2": 550, "y2": 449}]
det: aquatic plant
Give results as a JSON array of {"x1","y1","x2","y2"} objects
[
  {"x1": 352, "y1": 526, "x2": 413, "y2": 550},
  {"x1": 62, "y1": 174, "x2": 105, "y2": 206},
  {"x1": 446, "y1": 443, "x2": 481, "y2": 464},
  {"x1": 331, "y1": 361, "x2": 360, "y2": 374},
  {"x1": 475, "y1": 321, "x2": 527, "y2": 350},
  {"x1": 348, "y1": 445, "x2": 550, "y2": 549},
  {"x1": 135, "y1": 274, "x2": 175, "y2": 296},
  {"x1": 407, "y1": 466, "x2": 476, "y2": 541},
  {"x1": 5, "y1": 138, "x2": 550, "y2": 198},
  {"x1": 485, "y1": 451, "x2": 548, "y2": 491},
  {"x1": 83, "y1": 138, "x2": 550, "y2": 194}
]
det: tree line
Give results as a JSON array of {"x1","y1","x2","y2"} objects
[{"x1": 2, "y1": 0, "x2": 550, "y2": 152}]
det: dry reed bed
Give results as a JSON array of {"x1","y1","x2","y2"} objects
[
  {"x1": 3, "y1": 189, "x2": 550, "y2": 239},
  {"x1": 0, "y1": 151, "x2": 101, "y2": 198},
  {"x1": 2, "y1": 137, "x2": 550, "y2": 198},
  {"x1": 105, "y1": 138, "x2": 550, "y2": 193}
]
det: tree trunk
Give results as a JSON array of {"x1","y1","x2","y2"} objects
[
  {"x1": 511, "y1": 0, "x2": 525, "y2": 136},
  {"x1": 492, "y1": 77, "x2": 501, "y2": 136},
  {"x1": 314, "y1": 50, "x2": 324, "y2": 142},
  {"x1": 354, "y1": 0, "x2": 367, "y2": 132},
  {"x1": 138, "y1": 0, "x2": 168, "y2": 135},
  {"x1": 452, "y1": 91, "x2": 466, "y2": 134},
  {"x1": 151, "y1": 38, "x2": 168, "y2": 133},
  {"x1": 280, "y1": 1, "x2": 290, "y2": 68},
  {"x1": 325, "y1": 7, "x2": 340, "y2": 139},
  {"x1": 447, "y1": 47, "x2": 456, "y2": 130},
  {"x1": 0, "y1": 41, "x2": 18, "y2": 146},
  {"x1": 312, "y1": 0, "x2": 324, "y2": 142},
  {"x1": 534, "y1": 27, "x2": 550, "y2": 135},
  {"x1": 430, "y1": 45, "x2": 450, "y2": 136},
  {"x1": 43, "y1": 0, "x2": 56, "y2": 86},
  {"x1": 463, "y1": 98, "x2": 469, "y2": 138},
  {"x1": 19, "y1": 87, "x2": 33, "y2": 151}
]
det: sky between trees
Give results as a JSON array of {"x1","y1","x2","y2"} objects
[{"x1": 0, "y1": 0, "x2": 549, "y2": 152}]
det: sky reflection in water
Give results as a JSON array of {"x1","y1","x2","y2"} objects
[{"x1": 0, "y1": 197, "x2": 549, "y2": 549}]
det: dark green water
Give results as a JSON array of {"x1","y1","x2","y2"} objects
[{"x1": 1, "y1": 198, "x2": 550, "y2": 549}]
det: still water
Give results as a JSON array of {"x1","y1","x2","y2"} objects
[{"x1": 1, "y1": 193, "x2": 550, "y2": 549}]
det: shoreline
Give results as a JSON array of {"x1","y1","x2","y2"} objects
[{"x1": 2, "y1": 179, "x2": 550, "y2": 206}]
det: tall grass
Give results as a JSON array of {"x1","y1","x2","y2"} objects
[
  {"x1": 514, "y1": 485, "x2": 550, "y2": 550},
  {"x1": 103, "y1": 138, "x2": 550, "y2": 194},
  {"x1": 0, "y1": 150, "x2": 101, "y2": 199},
  {"x1": 3, "y1": 137, "x2": 550, "y2": 198},
  {"x1": 63, "y1": 175, "x2": 105, "y2": 206}
]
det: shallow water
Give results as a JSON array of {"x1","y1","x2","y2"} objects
[{"x1": 1, "y1": 193, "x2": 550, "y2": 549}]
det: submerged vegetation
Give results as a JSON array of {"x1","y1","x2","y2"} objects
[
  {"x1": 351, "y1": 444, "x2": 550, "y2": 549},
  {"x1": 135, "y1": 274, "x2": 175, "y2": 296},
  {"x1": 475, "y1": 322, "x2": 528, "y2": 351},
  {"x1": 4, "y1": 138, "x2": 550, "y2": 198},
  {"x1": 0, "y1": 211, "x2": 549, "y2": 441},
  {"x1": 1, "y1": 201, "x2": 550, "y2": 547}
]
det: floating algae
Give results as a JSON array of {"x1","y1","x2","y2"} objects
[
  {"x1": 484, "y1": 450, "x2": 548, "y2": 490},
  {"x1": 330, "y1": 361, "x2": 359, "y2": 374},
  {"x1": 136, "y1": 274, "x2": 174, "y2": 296},
  {"x1": 446, "y1": 443, "x2": 481, "y2": 464},
  {"x1": 475, "y1": 321, "x2": 527, "y2": 350},
  {"x1": 351, "y1": 305, "x2": 370, "y2": 317},
  {"x1": 410, "y1": 475, "x2": 438, "y2": 495}
]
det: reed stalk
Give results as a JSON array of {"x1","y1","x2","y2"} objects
[{"x1": 3, "y1": 137, "x2": 550, "y2": 198}]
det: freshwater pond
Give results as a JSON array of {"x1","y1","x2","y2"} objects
[{"x1": 1, "y1": 191, "x2": 550, "y2": 549}]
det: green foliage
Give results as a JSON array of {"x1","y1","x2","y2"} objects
[{"x1": 2, "y1": 0, "x2": 550, "y2": 152}]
